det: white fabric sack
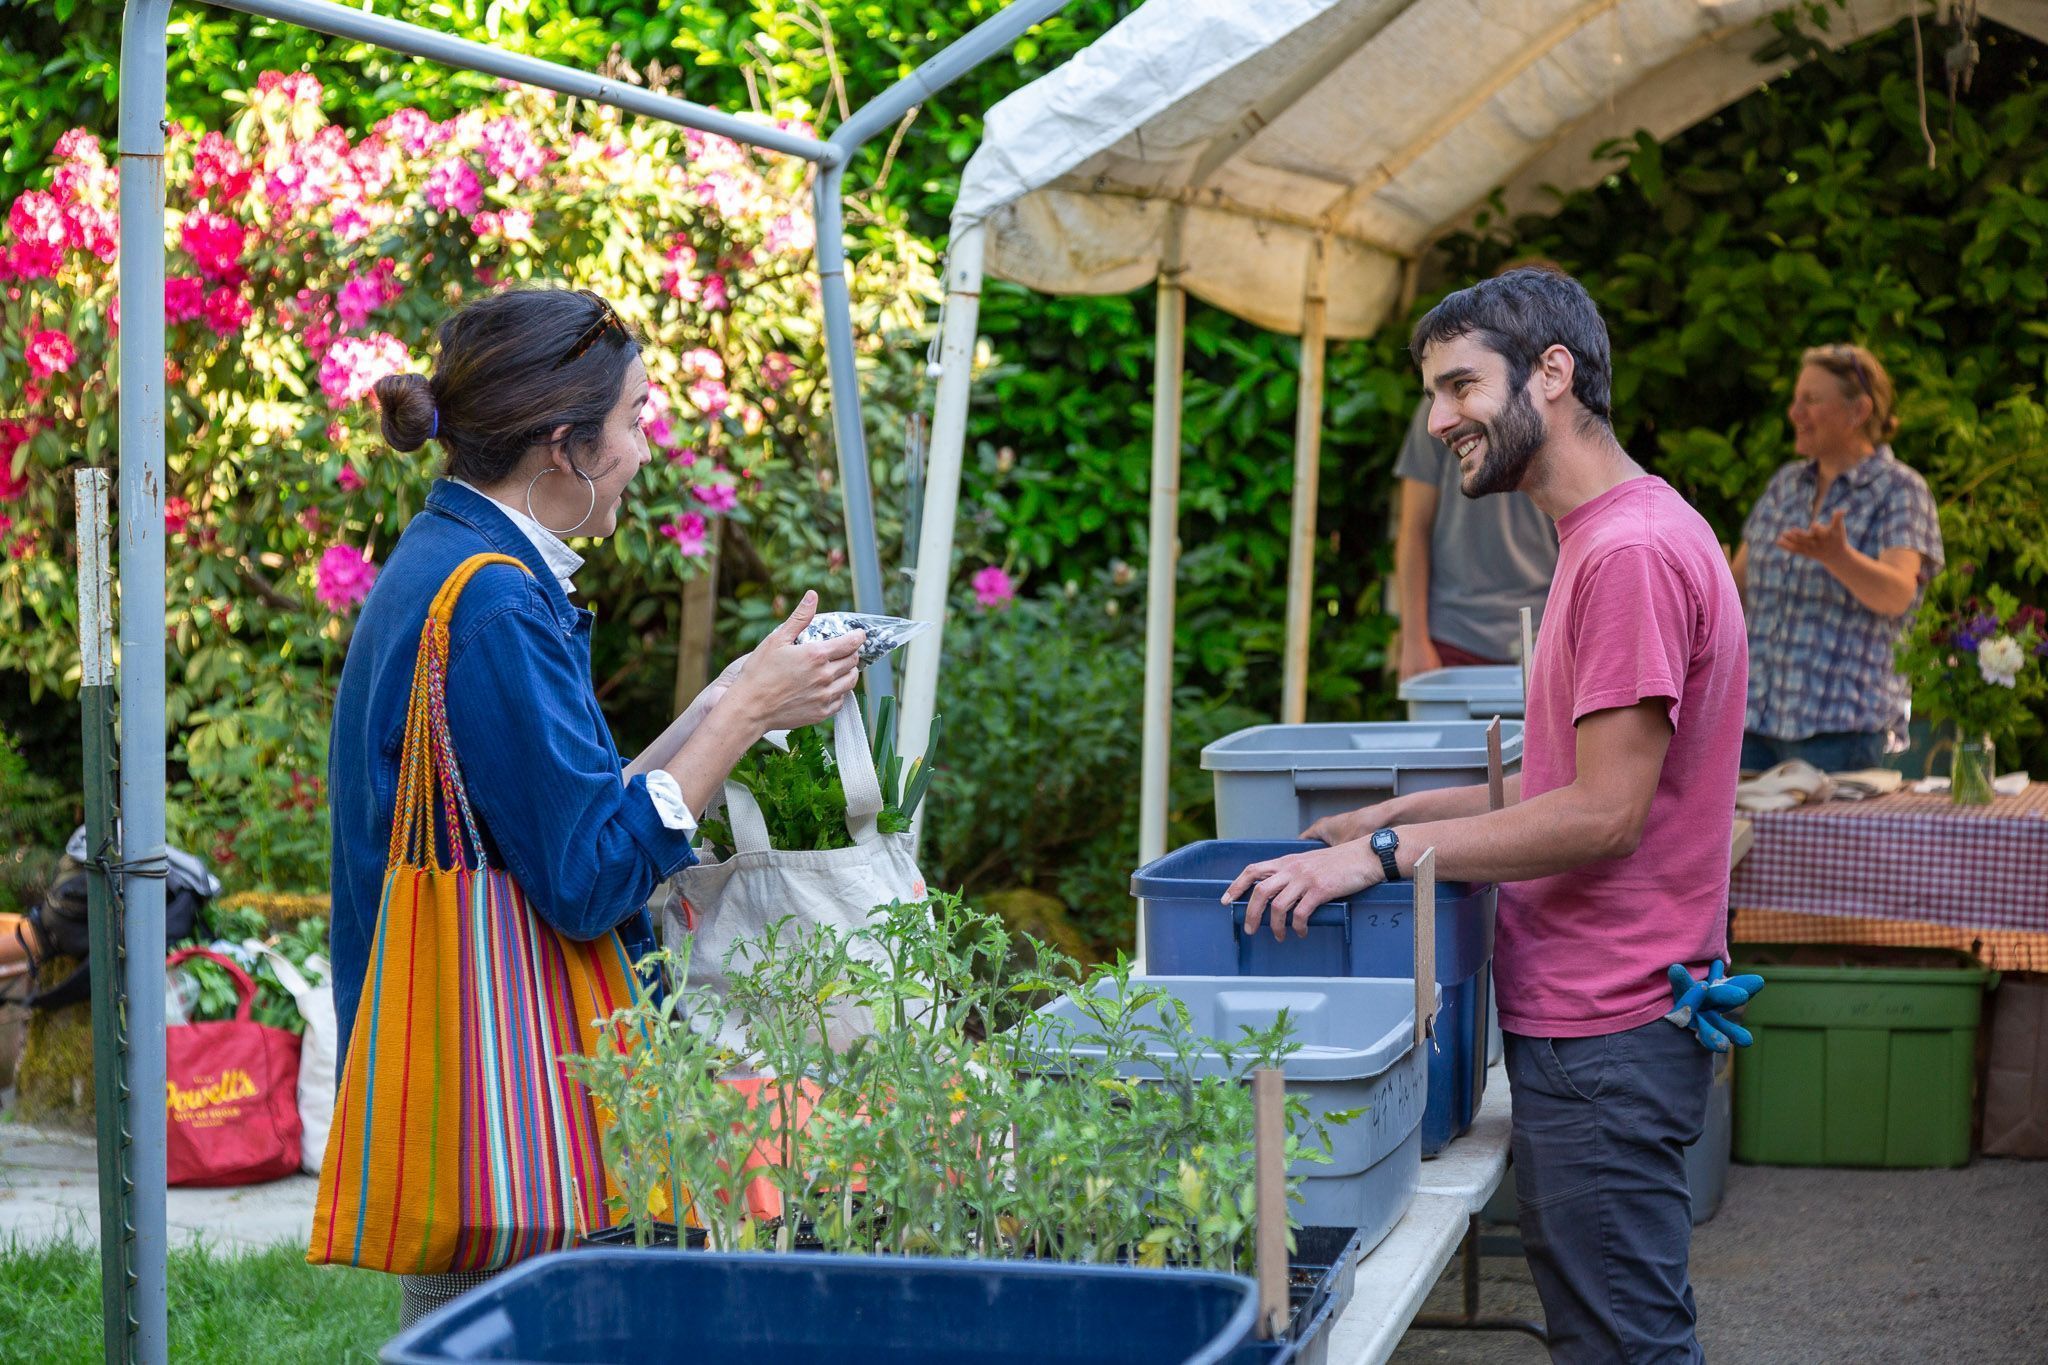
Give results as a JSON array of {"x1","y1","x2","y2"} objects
[
  {"x1": 246, "y1": 941, "x2": 337, "y2": 1176},
  {"x1": 660, "y1": 694, "x2": 927, "y2": 1054}
]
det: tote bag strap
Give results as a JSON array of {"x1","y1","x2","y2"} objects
[
  {"x1": 165, "y1": 946, "x2": 257, "y2": 1023},
  {"x1": 719, "y1": 693, "x2": 886, "y2": 855},
  {"x1": 388, "y1": 552, "x2": 532, "y2": 872}
]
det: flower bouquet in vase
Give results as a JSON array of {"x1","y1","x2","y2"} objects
[{"x1": 1897, "y1": 575, "x2": 2047, "y2": 804}]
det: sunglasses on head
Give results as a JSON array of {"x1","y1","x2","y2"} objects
[{"x1": 554, "y1": 292, "x2": 626, "y2": 370}]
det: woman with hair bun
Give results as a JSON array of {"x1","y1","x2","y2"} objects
[
  {"x1": 1732, "y1": 343, "x2": 1943, "y2": 771},
  {"x1": 330, "y1": 288, "x2": 862, "y2": 1320}
]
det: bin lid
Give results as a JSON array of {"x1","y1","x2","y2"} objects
[
  {"x1": 1200, "y1": 720, "x2": 1523, "y2": 772},
  {"x1": 1029, "y1": 975, "x2": 1431, "y2": 1082},
  {"x1": 1396, "y1": 665, "x2": 1524, "y2": 705}
]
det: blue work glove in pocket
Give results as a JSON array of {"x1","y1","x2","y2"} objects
[{"x1": 1664, "y1": 959, "x2": 1764, "y2": 1052}]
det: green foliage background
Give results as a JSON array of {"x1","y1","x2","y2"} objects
[{"x1": 5, "y1": 3, "x2": 2045, "y2": 933}]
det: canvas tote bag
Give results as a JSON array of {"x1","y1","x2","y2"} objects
[{"x1": 662, "y1": 693, "x2": 926, "y2": 1052}]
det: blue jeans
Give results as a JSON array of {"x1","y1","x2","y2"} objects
[
  {"x1": 1506, "y1": 1020, "x2": 1712, "y2": 1364},
  {"x1": 1740, "y1": 729, "x2": 1887, "y2": 773}
]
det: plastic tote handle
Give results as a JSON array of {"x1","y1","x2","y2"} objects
[{"x1": 1291, "y1": 769, "x2": 1395, "y2": 792}]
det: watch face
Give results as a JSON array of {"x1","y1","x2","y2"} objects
[{"x1": 1371, "y1": 829, "x2": 1396, "y2": 854}]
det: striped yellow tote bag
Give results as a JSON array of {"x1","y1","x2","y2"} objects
[{"x1": 310, "y1": 553, "x2": 639, "y2": 1274}]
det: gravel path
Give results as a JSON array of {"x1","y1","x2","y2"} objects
[{"x1": 1390, "y1": 1159, "x2": 2048, "y2": 1363}]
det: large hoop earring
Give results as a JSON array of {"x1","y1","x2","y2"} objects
[{"x1": 525, "y1": 465, "x2": 598, "y2": 536}]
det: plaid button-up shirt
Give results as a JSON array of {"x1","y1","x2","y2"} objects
[{"x1": 1742, "y1": 447, "x2": 1944, "y2": 741}]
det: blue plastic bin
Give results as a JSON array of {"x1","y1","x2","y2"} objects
[
  {"x1": 1134, "y1": 840, "x2": 1495, "y2": 1155},
  {"x1": 1032, "y1": 976, "x2": 1427, "y2": 1250},
  {"x1": 383, "y1": 1249, "x2": 1258, "y2": 1365}
]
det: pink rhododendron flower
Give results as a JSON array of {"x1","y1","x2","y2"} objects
[
  {"x1": 424, "y1": 157, "x2": 484, "y2": 215},
  {"x1": 690, "y1": 482, "x2": 738, "y2": 514},
  {"x1": 471, "y1": 208, "x2": 534, "y2": 242},
  {"x1": 316, "y1": 543, "x2": 376, "y2": 612},
  {"x1": 202, "y1": 285, "x2": 254, "y2": 336},
  {"x1": 337, "y1": 465, "x2": 366, "y2": 493},
  {"x1": 375, "y1": 108, "x2": 438, "y2": 156},
  {"x1": 760, "y1": 352, "x2": 796, "y2": 389},
  {"x1": 319, "y1": 333, "x2": 410, "y2": 407},
  {"x1": 53, "y1": 129, "x2": 102, "y2": 163},
  {"x1": 265, "y1": 125, "x2": 351, "y2": 211},
  {"x1": 701, "y1": 273, "x2": 730, "y2": 311},
  {"x1": 669, "y1": 447, "x2": 699, "y2": 468},
  {"x1": 0, "y1": 422, "x2": 29, "y2": 501},
  {"x1": 297, "y1": 507, "x2": 323, "y2": 534},
  {"x1": 335, "y1": 262, "x2": 402, "y2": 330},
  {"x1": 686, "y1": 377, "x2": 730, "y2": 420},
  {"x1": 163, "y1": 497, "x2": 191, "y2": 535},
  {"x1": 68, "y1": 202, "x2": 117, "y2": 262},
  {"x1": 659, "y1": 512, "x2": 710, "y2": 557},
  {"x1": 346, "y1": 135, "x2": 401, "y2": 198},
  {"x1": 640, "y1": 387, "x2": 677, "y2": 448},
  {"x1": 481, "y1": 116, "x2": 545, "y2": 182},
  {"x1": 190, "y1": 132, "x2": 252, "y2": 204},
  {"x1": 972, "y1": 565, "x2": 1017, "y2": 610},
  {"x1": 764, "y1": 213, "x2": 815, "y2": 255},
  {"x1": 179, "y1": 209, "x2": 247, "y2": 280},
  {"x1": 660, "y1": 241, "x2": 701, "y2": 302},
  {"x1": 6, "y1": 192, "x2": 67, "y2": 279},
  {"x1": 679, "y1": 348, "x2": 725, "y2": 381},
  {"x1": 24, "y1": 329, "x2": 76, "y2": 378}
]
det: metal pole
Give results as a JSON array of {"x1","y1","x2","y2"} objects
[
  {"x1": 901, "y1": 221, "x2": 987, "y2": 848},
  {"x1": 812, "y1": 0, "x2": 1075, "y2": 700},
  {"x1": 1281, "y1": 236, "x2": 1331, "y2": 724},
  {"x1": 77, "y1": 470, "x2": 134, "y2": 1365},
  {"x1": 811, "y1": 166, "x2": 893, "y2": 700},
  {"x1": 1138, "y1": 217, "x2": 1188, "y2": 902},
  {"x1": 210, "y1": 0, "x2": 829, "y2": 162},
  {"x1": 116, "y1": 5, "x2": 172, "y2": 1361}
]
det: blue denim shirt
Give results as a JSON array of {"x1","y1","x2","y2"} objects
[
  {"x1": 1741, "y1": 447, "x2": 1944, "y2": 742},
  {"x1": 327, "y1": 480, "x2": 696, "y2": 1057}
]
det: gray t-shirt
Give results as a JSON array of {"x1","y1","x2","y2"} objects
[{"x1": 1393, "y1": 399, "x2": 1558, "y2": 662}]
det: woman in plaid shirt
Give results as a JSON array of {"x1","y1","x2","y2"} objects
[{"x1": 1731, "y1": 344, "x2": 1943, "y2": 771}]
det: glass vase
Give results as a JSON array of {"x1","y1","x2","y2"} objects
[{"x1": 1952, "y1": 735, "x2": 1996, "y2": 806}]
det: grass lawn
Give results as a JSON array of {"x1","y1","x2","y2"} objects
[{"x1": 0, "y1": 1239, "x2": 399, "y2": 1363}]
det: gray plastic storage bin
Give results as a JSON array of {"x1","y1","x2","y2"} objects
[
  {"x1": 1398, "y1": 665, "x2": 1525, "y2": 722},
  {"x1": 1203, "y1": 722, "x2": 1524, "y2": 840},
  {"x1": 1032, "y1": 976, "x2": 1430, "y2": 1253}
]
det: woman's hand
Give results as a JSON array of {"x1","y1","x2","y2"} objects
[
  {"x1": 727, "y1": 591, "x2": 865, "y2": 735},
  {"x1": 1776, "y1": 510, "x2": 1850, "y2": 568}
]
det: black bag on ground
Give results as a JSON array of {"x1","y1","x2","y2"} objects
[{"x1": 24, "y1": 828, "x2": 215, "y2": 1010}]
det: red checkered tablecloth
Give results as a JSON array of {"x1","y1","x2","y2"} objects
[{"x1": 1728, "y1": 782, "x2": 2048, "y2": 937}]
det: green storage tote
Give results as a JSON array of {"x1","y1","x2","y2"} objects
[{"x1": 1731, "y1": 945, "x2": 1992, "y2": 1169}]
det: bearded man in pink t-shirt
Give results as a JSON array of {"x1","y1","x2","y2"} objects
[{"x1": 1225, "y1": 268, "x2": 1747, "y2": 1363}]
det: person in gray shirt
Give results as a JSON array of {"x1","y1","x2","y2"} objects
[{"x1": 1394, "y1": 395, "x2": 1558, "y2": 677}]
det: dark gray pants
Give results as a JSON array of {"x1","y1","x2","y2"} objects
[{"x1": 1506, "y1": 1020, "x2": 1712, "y2": 1364}]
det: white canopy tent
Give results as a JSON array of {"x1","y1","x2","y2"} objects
[{"x1": 900, "y1": 0, "x2": 2047, "y2": 910}]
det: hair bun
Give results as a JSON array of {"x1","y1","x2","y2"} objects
[{"x1": 374, "y1": 372, "x2": 437, "y2": 453}]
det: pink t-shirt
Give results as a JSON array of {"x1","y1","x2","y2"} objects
[{"x1": 1495, "y1": 476, "x2": 1748, "y2": 1038}]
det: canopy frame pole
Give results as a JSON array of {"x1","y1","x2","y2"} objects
[
  {"x1": 116, "y1": 9, "x2": 173, "y2": 1361},
  {"x1": 1281, "y1": 234, "x2": 1331, "y2": 724},
  {"x1": 901, "y1": 220, "x2": 988, "y2": 845},
  {"x1": 1138, "y1": 213, "x2": 1188, "y2": 948}
]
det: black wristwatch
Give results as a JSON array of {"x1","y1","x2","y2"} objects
[{"x1": 1370, "y1": 827, "x2": 1402, "y2": 882}]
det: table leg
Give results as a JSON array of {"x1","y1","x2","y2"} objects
[{"x1": 1410, "y1": 1213, "x2": 1548, "y2": 1341}]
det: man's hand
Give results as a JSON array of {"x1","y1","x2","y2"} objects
[
  {"x1": 1301, "y1": 803, "x2": 1394, "y2": 846},
  {"x1": 1221, "y1": 841, "x2": 1384, "y2": 940},
  {"x1": 1399, "y1": 632, "x2": 1443, "y2": 682},
  {"x1": 1664, "y1": 960, "x2": 1764, "y2": 1052},
  {"x1": 1776, "y1": 510, "x2": 1850, "y2": 569}
]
